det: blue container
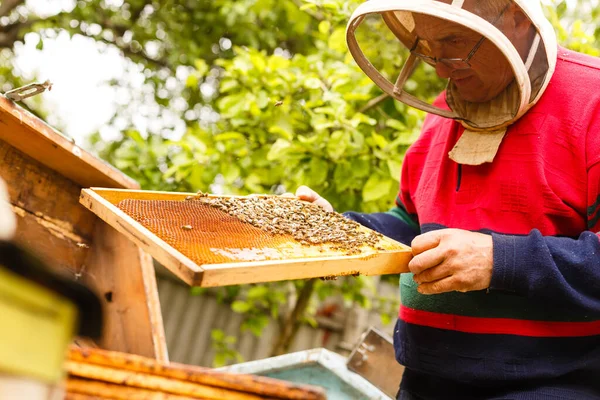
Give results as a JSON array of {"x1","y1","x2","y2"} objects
[{"x1": 218, "y1": 348, "x2": 391, "y2": 400}]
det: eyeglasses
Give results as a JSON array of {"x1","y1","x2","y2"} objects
[
  {"x1": 410, "y1": 36, "x2": 485, "y2": 70},
  {"x1": 409, "y1": 4, "x2": 511, "y2": 70}
]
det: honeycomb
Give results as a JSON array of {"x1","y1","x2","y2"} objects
[{"x1": 116, "y1": 197, "x2": 403, "y2": 265}]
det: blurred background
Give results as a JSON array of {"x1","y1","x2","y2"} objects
[{"x1": 1, "y1": 0, "x2": 598, "y2": 368}]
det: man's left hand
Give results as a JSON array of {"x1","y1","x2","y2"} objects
[{"x1": 409, "y1": 229, "x2": 493, "y2": 295}]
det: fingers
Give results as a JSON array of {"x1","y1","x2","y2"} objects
[
  {"x1": 416, "y1": 276, "x2": 457, "y2": 295},
  {"x1": 295, "y1": 185, "x2": 319, "y2": 201},
  {"x1": 413, "y1": 262, "x2": 451, "y2": 284},
  {"x1": 295, "y1": 185, "x2": 333, "y2": 212},
  {"x1": 408, "y1": 246, "x2": 445, "y2": 275},
  {"x1": 411, "y1": 230, "x2": 443, "y2": 256}
]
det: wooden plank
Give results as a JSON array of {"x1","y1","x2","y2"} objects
[
  {"x1": 66, "y1": 362, "x2": 265, "y2": 400},
  {"x1": 0, "y1": 95, "x2": 138, "y2": 190},
  {"x1": 82, "y1": 220, "x2": 168, "y2": 361},
  {"x1": 0, "y1": 139, "x2": 96, "y2": 240},
  {"x1": 12, "y1": 205, "x2": 88, "y2": 275},
  {"x1": 198, "y1": 252, "x2": 411, "y2": 287},
  {"x1": 79, "y1": 188, "x2": 412, "y2": 287},
  {"x1": 68, "y1": 346, "x2": 327, "y2": 400},
  {"x1": 66, "y1": 379, "x2": 195, "y2": 400}
]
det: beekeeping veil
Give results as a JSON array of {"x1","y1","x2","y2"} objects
[{"x1": 346, "y1": 0, "x2": 557, "y2": 164}]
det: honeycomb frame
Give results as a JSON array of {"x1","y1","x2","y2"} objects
[{"x1": 80, "y1": 188, "x2": 412, "y2": 287}]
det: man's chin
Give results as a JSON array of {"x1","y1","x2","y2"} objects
[{"x1": 454, "y1": 86, "x2": 495, "y2": 103}]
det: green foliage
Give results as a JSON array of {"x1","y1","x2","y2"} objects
[
  {"x1": 95, "y1": 3, "x2": 425, "y2": 212},
  {"x1": 210, "y1": 329, "x2": 243, "y2": 367},
  {"x1": 544, "y1": 1, "x2": 600, "y2": 56},
  {"x1": 229, "y1": 283, "x2": 287, "y2": 336}
]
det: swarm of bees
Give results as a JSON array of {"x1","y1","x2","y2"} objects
[{"x1": 185, "y1": 192, "x2": 384, "y2": 251}]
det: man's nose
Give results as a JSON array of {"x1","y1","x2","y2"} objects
[{"x1": 435, "y1": 62, "x2": 453, "y2": 79}]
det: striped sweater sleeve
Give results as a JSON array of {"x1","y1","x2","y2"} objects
[
  {"x1": 344, "y1": 163, "x2": 420, "y2": 245},
  {"x1": 489, "y1": 104, "x2": 600, "y2": 314},
  {"x1": 344, "y1": 203, "x2": 419, "y2": 246}
]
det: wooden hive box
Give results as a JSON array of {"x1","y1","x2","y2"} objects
[
  {"x1": 65, "y1": 346, "x2": 326, "y2": 400},
  {"x1": 0, "y1": 95, "x2": 167, "y2": 361}
]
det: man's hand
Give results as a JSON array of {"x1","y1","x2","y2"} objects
[
  {"x1": 409, "y1": 229, "x2": 493, "y2": 295},
  {"x1": 294, "y1": 185, "x2": 334, "y2": 212}
]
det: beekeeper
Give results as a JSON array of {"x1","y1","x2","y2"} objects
[{"x1": 297, "y1": 0, "x2": 600, "y2": 398}]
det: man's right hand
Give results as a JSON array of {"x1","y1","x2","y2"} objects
[{"x1": 295, "y1": 185, "x2": 334, "y2": 212}]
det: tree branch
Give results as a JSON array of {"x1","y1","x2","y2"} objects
[
  {"x1": 0, "y1": 0, "x2": 24, "y2": 18},
  {"x1": 0, "y1": 19, "x2": 34, "y2": 48},
  {"x1": 270, "y1": 279, "x2": 317, "y2": 356},
  {"x1": 358, "y1": 93, "x2": 390, "y2": 114},
  {"x1": 290, "y1": 0, "x2": 324, "y2": 21}
]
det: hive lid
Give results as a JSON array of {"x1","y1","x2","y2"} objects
[
  {"x1": 0, "y1": 95, "x2": 138, "y2": 189},
  {"x1": 79, "y1": 188, "x2": 411, "y2": 287}
]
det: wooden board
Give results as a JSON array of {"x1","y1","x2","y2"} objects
[
  {"x1": 0, "y1": 95, "x2": 138, "y2": 190},
  {"x1": 67, "y1": 346, "x2": 326, "y2": 400},
  {"x1": 0, "y1": 139, "x2": 94, "y2": 273},
  {"x1": 79, "y1": 188, "x2": 412, "y2": 287},
  {"x1": 82, "y1": 221, "x2": 168, "y2": 361}
]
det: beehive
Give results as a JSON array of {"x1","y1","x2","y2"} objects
[
  {"x1": 80, "y1": 188, "x2": 412, "y2": 287},
  {"x1": 65, "y1": 346, "x2": 326, "y2": 400}
]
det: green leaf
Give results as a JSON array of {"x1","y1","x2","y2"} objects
[
  {"x1": 231, "y1": 300, "x2": 251, "y2": 313},
  {"x1": 326, "y1": 130, "x2": 349, "y2": 160},
  {"x1": 267, "y1": 55, "x2": 291, "y2": 70},
  {"x1": 371, "y1": 132, "x2": 388, "y2": 149},
  {"x1": 213, "y1": 353, "x2": 226, "y2": 367},
  {"x1": 220, "y1": 79, "x2": 238, "y2": 93},
  {"x1": 267, "y1": 138, "x2": 291, "y2": 161},
  {"x1": 244, "y1": 173, "x2": 263, "y2": 193},
  {"x1": 362, "y1": 175, "x2": 393, "y2": 202},
  {"x1": 222, "y1": 162, "x2": 240, "y2": 184},
  {"x1": 214, "y1": 131, "x2": 246, "y2": 141},
  {"x1": 318, "y1": 20, "x2": 331, "y2": 34},
  {"x1": 328, "y1": 27, "x2": 347, "y2": 53},
  {"x1": 334, "y1": 163, "x2": 353, "y2": 192},
  {"x1": 381, "y1": 313, "x2": 391, "y2": 326},
  {"x1": 211, "y1": 329, "x2": 225, "y2": 341},
  {"x1": 303, "y1": 77, "x2": 322, "y2": 90},
  {"x1": 247, "y1": 285, "x2": 268, "y2": 299},
  {"x1": 299, "y1": 3, "x2": 317, "y2": 11},
  {"x1": 194, "y1": 59, "x2": 209, "y2": 77},
  {"x1": 308, "y1": 157, "x2": 328, "y2": 185},
  {"x1": 186, "y1": 74, "x2": 199, "y2": 88},
  {"x1": 387, "y1": 159, "x2": 402, "y2": 181},
  {"x1": 350, "y1": 113, "x2": 377, "y2": 127},
  {"x1": 385, "y1": 119, "x2": 405, "y2": 131}
]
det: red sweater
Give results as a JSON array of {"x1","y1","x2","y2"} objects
[{"x1": 345, "y1": 48, "x2": 600, "y2": 398}]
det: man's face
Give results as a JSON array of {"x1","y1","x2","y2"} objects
[{"x1": 413, "y1": 14, "x2": 515, "y2": 103}]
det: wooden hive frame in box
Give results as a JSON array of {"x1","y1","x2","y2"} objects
[
  {"x1": 0, "y1": 95, "x2": 167, "y2": 361},
  {"x1": 79, "y1": 188, "x2": 412, "y2": 287}
]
